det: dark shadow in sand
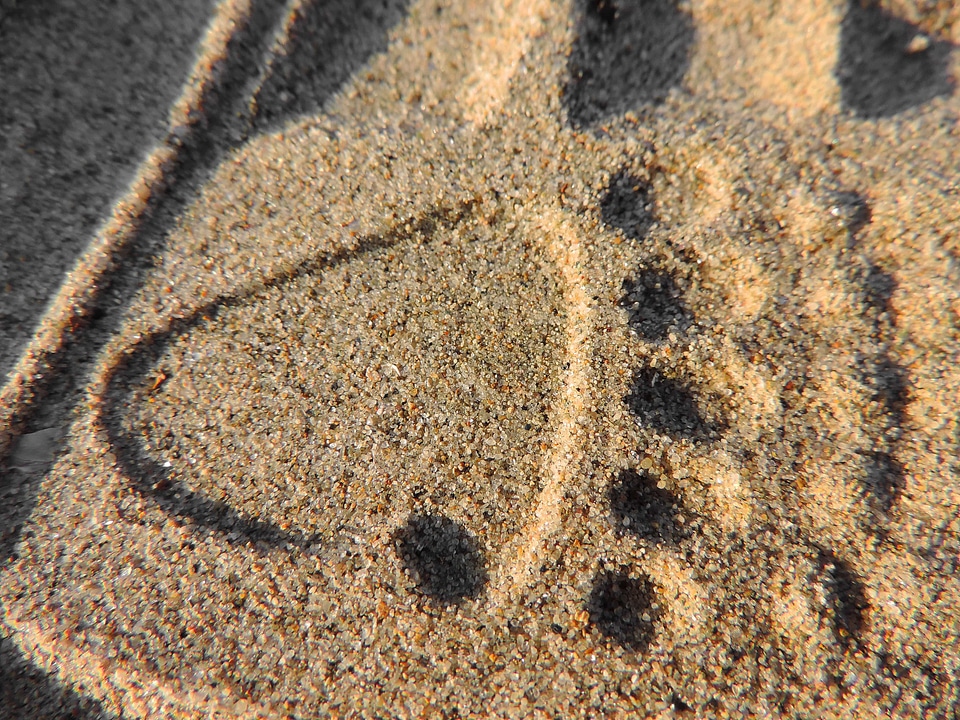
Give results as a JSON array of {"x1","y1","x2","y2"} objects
[
  {"x1": 251, "y1": 0, "x2": 412, "y2": 132},
  {"x1": 0, "y1": 0, "x2": 416, "y2": 432},
  {"x1": 862, "y1": 262, "x2": 896, "y2": 320},
  {"x1": 102, "y1": 208, "x2": 462, "y2": 551},
  {"x1": 836, "y1": 0, "x2": 954, "y2": 118},
  {"x1": 872, "y1": 355, "x2": 910, "y2": 429},
  {"x1": 861, "y1": 450, "x2": 905, "y2": 518},
  {"x1": 564, "y1": 0, "x2": 694, "y2": 128},
  {"x1": 600, "y1": 170, "x2": 655, "y2": 240},
  {"x1": 0, "y1": 0, "x2": 217, "y2": 384},
  {"x1": 0, "y1": 634, "x2": 114, "y2": 720},
  {"x1": 619, "y1": 269, "x2": 691, "y2": 342},
  {"x1": 626, "y1": 367, "x2": 719, "y2": 440},
  {"x1": 817, "y1": 549, "x2": 868, "y2": 651},
  {"x1": 0, "y1": 20, "x2": 297, "y2": 716},
  {"x1": 834, "y1": 191, "x2": 873, "y2": 242},
  {"x1": 608, "y1": 468, "x2": 690, "y2": 544},
  {"x1": 858, "y1": 263, "x2": 910, "y2": 431},
  {"x1": 587, "y1": 567, "x2": 659, "y2": 651},
  {"x1": 394, "y1": 513, "x2": 487, "y2": 605}
]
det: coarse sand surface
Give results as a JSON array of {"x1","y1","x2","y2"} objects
[{"x1": 1, "y1": 0, "x2": 959, "y2": 718}]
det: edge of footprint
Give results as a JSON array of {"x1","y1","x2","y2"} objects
[{"x1": 99, "y1": 203, "x2": 471, "y2": 553}]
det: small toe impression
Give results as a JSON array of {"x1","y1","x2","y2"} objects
[
  {"x1": 816, "y1": 549, "x2": 868, "y2": 652},
  {"x1": 588, "y1": 567, "x2": 659, "y2": 651},
  {"x1": 625, "y1": 367, "x2": 717, "y2": 439},
  {"x1": 862, "y1": 450, "x2": 905, "y2": 518},
  {"x1": 601, "y1": 170, "x2": 655, "y2": 241},
  {"x1": 619, "y1": 269, "x2": 691, "y2": 341},
  {"x1": 608, "y1": 468, "x2": 688, "y2": 544},
  {"x1": 394, "y1": 514, "x2": 487, "y2": 606}
]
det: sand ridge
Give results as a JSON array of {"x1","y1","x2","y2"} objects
[{"x1": 1, "y1": 0, "x2": 959, "y2": 718}]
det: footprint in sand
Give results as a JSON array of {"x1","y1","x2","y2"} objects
[
  {"x1": 7, "y1": 0, "x2": 959, "y2": 717},
  {"x1": 106, "y1": 90, "x2": 873, "y2": 720},
  {"x1": 110, "y1": 202, "x2": 567, "y2": 608},
  {"x1": 108, "y1": 0, "x2": 950, "y2": 709}
]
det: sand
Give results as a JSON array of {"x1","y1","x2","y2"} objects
[{"x1": 1, "y1": 0, "x2": 959, "y2": 717}]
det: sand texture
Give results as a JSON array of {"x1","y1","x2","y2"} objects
[{"x1": 1, "y1": 0, "x2": 959, "y2": 717}]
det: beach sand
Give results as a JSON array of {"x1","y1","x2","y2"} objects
[{"x1": 1, "y1": 0, "x2": 959, "y2": 717}]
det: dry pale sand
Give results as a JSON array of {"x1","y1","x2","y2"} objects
[{"x1": 1, "y1": 0, "x2": 960, "y2": 718}]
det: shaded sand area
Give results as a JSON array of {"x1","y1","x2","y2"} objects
[{"x1": 2, "y1": 0, "x2": 960, "y2": 717}]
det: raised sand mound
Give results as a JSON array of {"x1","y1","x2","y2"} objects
[{"x1": 1, "y1": 0, "x2": 959, "y2": 717}]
